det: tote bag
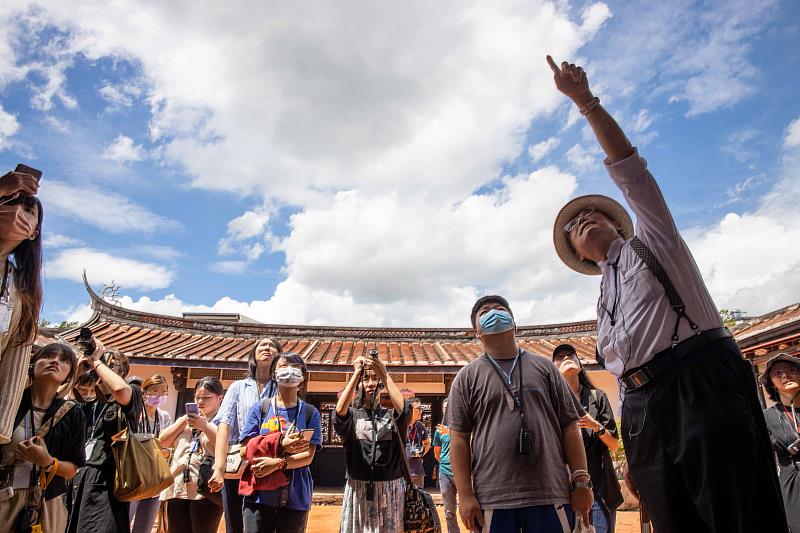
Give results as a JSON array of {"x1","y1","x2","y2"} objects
[{"x1": 111, "y1": 403, "x2": 173, "y2": 502}]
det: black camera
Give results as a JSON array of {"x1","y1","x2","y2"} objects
[
  {"x1": 76, "y1": 327, "x2": 96, "y2": 356},
  {"x1": 518, "y1": 429, "x2": 532, "y2": 455},
  {"x1": 369, "y1": 349, "x2": 379, "y2": 358},
  {"x1": 788, "y1": 438, "x2": 800, "y2": 456}
]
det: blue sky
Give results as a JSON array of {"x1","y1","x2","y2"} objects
[{"x1": 1, "y1": 0, "x2": 798, "y2": 328}]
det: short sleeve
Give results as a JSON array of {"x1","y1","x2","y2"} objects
[
  {"x1": 122, "y1": 385, "x2": 143, "y2": 429},
  {"x1": 447, "y1": 370, "x2": 473, "y2": 434},
  {"x1": 549, "y1": 366, "x2": 582, "y2": 429},
  {"x1": 240, "y1": 401, "x2": 263, "y2": 443},
  {"x1": 309, "y1": 407, "x2": 323, "y2": 448},
  {"x1": 420, "y1": 422, "x2": 429, "y2": 441},
  {"x1": 432, "y1": 430, "x2": 441, "y2": 447},
  {"x1": 217, "y1": 381, "x2": 241, "y2": 427},
  {"x1": 334, "y1": 408, "x2": 354, "y2": 439}
]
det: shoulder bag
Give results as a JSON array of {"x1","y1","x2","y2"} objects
[
  {"x1": 390, "y1": 418, "x2": 441, "y2": 533},
  {"x1": 111, "y1": 398, "x2": 173, "y2": 502}
]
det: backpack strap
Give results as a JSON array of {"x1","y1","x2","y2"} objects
[{"x1": 629, "y1": 236, "x2": 699, "y2": 343}]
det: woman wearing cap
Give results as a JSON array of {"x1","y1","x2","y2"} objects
[
  {"x1": 761, "y1": 353, "x2": 800, "y2": 531},
  {"x1": 553, "y1": 344, "x2": 622, "y2": 533},
  {"x1": 0, "y1": 168, "x2": 43, "y2": 446},
  {"x1": 129, "y1": 374, "x2": 173, "y2": 533}
]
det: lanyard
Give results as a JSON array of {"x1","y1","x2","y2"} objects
[
  {"x1": 782, "y1": 404, "x2": 800, "y2": 435},
  {"x1": 599, "y1": 247, "x2": 622, "y2": 326},
  {"x1": 485, "y1": 350, "x2": 525, "y2": 416},
  {"x1": 272, "y1": 396, "x2": 302, "y2": 434}
]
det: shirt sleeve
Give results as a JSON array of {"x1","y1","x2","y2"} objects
[
  {"x1": 240, "y1": 401, "x2": 263, "y2": 443},
  {"x1": 549, "y1": 366, "x2": 582, "y2": 429},
  {"x1": 447, "y1": 371, "x2": 473, "y2": 434},
  {"x1": 333, "y1": 408, "x2": 354, "y2": 439},
  {"x1": 432, "y1": 430, "x2": 441, "y2": 447},
  {"x1": 605, "y1": 148, "x2": 681, "y2": 247},
  {"x1": 122, "y1": 385, "x2": 143, "y2": 428},
  {"x1": 61, "y1": 406, "x2": 87, "y2": 468},
  {"x1": 217, "y1": 381, "x2": 241, "y2": 427},
  {"x1": 309, "y1": 407, "x2": 323, "y2": 449}
]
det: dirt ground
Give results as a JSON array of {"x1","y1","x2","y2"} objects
[{"x1": 218, "y1": 507, "x2": 643, "y2": 532}]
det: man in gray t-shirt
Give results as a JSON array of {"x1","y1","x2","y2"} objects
[{"x1": 449, "y1": 295, "x2": 593, "y2": 533}]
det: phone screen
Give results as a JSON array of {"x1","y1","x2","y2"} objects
[{"x1": 185, "y1": 403, "x2": 199, "y2": 415}]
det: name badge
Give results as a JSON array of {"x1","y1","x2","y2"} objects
[
  {"x1": 85, "y1": 438, "x2": 97, "y2": 460},
  {"x1": 0, "y1": 300, "x2": 12, "y2": 334}
]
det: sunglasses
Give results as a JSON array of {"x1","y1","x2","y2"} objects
[{"x1": 563, "y1": 206, "x2": 596, "y2": 234}]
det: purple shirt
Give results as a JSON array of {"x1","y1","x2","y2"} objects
[{"x1": 596, "y1": 149, "x2": 722, "y2": 378}]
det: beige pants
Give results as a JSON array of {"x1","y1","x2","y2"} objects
[{"x1": 0, "y1": 489, "x2": 69, "y2": 533}]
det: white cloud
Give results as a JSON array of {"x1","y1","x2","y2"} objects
[
  {"x1": 0, "y1": 104, "x2": 19, "y2": 150},
  {"x1": 579, "y1": 3, "x2": 612, "y2": 39},
  {"x1": 721, "y1": 128, "x2": 762, "y2": 163},
  {"x1": 44, "y1": 233, "x2": 80, "y2": 248},
  {"x1": 217, "y1": 208, "x2": 271, "y2": 260},
  {"x1": 46, "y1": 247, "x2": 174, "y2": 290},
  {"x1": 565, "y1": 143, "x2": 597, "y2": 171},
  {"x1": 102, "y1": 134, "x2": 145, "y2": 162},
  {"x1": 210, "y1": 261, "x2": 249, "y2": 275},
  {"x1": 786, "y1": 118, "x2": 800, "y2": 149},
  {"x1": 38, "y1": 180, "x2": 180, "y2": 233},
  {"x1": 528, "y1": 137, "x2": 561, "y2": 162},
  {"x1": 98, "y1": 81, "x2": 142, "y2": 111}
]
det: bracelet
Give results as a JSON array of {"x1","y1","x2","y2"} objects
[
  {"x1": 579, "y1": 96, "x2": 601, "y2": 116},
  {"x1": 280, "y1": 456, "x2": 289, "y2": 471},
  {"x1": 570, "y1": 468, "x2": 590, "y2": 482}
]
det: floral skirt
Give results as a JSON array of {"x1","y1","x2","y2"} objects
[{"x1": 339, "y1": 477, "x2": 406, "y2": 533}]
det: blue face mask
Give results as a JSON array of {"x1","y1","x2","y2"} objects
[{"x1": 478, "y1": 309, "x2": 514, "y2": 335}]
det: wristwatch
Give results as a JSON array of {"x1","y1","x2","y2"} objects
[
  {"x1": 572, "y1": 479, "x2": 593, "y2": 491},
  {"x1": 597, "y1": 427, "x2": 606, "y2": 436}
]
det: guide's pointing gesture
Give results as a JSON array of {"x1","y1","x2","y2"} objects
[{"x1": 546, "y1": 55, "x2": 592, "y2": 104}]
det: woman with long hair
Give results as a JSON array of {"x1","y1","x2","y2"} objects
[
  {"x1": 553, "y1": 344, "x2": 622, "y2": 533},
  {"x1": 0, "y1": 343, "x2": 85, "y2": 532},
  {"x1": 239, "y1": 352, "x2": 322, "y2": 532},
  {"x1": 160, "y1": 376, "x2": 225, "y2": 533},
  {"x1": 0, "y1": 168, "x2": 43, "y2": 446},
  {"x1": 335, "y1": 352, "x2": 407, "y2": 533},
  {"x1": 67, "y1": 345, "x2": 143, "y2": 533},
  {"x1": 129, "y1": 374, "x2": 173, "y2": 533},
  {"x1": 209, "y1": 337, "x2": 281, "y2": 533},
  {"x1": 760, "y1": 353, "x2": 800, "y2": 532}
]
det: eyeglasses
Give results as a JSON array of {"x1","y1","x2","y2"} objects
[
  {"x1": 564, "y1": 206, "x2": 596, "y2": 233},
  {"x1": 771, "y1": 368, "x2": 800, "y2": 379},
  {"x1": 145, "y1": 392, "x2": 168, "y2": 398}
]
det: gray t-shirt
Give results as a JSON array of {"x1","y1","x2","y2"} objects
[{"x1": 448, "y1": 349, "x2": 583, "y2": 509}]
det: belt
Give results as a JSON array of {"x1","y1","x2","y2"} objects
[{"x1": 620, "y1": 327, "x2": 732, "y2": 391}]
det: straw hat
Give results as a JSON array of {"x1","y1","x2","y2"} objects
[{"x1": 553, "y1": 194, "x2": 634, "y2": 275}]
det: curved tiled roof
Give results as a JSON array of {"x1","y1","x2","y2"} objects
[{"x1": 56, "y1": 281, "x2": 600, "y2": 371}]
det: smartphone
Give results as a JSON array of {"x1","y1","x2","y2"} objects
[
  {"x1": 185, "y1": 402, "x2": 199, "y2": 415},
  {"x1": 15, "y1": 164, "x2": 42, "y2": 182},
  {"x1": 300, "y1": 428, "x2": 315, "y2": 442}
]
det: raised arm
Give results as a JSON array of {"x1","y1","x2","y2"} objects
[
  {"x1": 336, "y1": 358, "x2": 365, "y2": 417},
  {"x1": 369, "y1": 356, "x2": 404, "y2": 413},
  {"x1": 546, "y1": 55, "x2": 634, "y2": 164}
]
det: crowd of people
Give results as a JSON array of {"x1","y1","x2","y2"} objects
[{"x1": 0, "y1": 55, "x2": 797, "y2": 533}]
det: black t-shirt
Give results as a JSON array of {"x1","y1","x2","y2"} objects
[
  {"x1": 11, "y1": 390, "x2": 87, "y2": 500},
  {"x1": 764, "y1": 404, "x2": 800, "y2": 467},
  {"x1": 334, "y1": 401, "x2": 409, "y2": 482},
  {"x1": 84, "y1": 384, "x2": 144, "y2": 469},
  {"x1": 580, "y1": 386, "x2": 623, "y2": 512}
]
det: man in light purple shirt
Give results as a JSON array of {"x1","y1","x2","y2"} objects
[{"x1": 548, "y1": 56, "x2": 788, "y2": 533}]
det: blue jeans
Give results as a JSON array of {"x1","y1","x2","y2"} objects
[
  {"x1": 590, "y1": 500, "x2": 615, "y2": 533},
  {"x1": 438, "y1": 473, "x2": 459, "y2": 533}
]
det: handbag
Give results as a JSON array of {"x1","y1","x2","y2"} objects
[
  {"x1": 197, "y1": 454, "x2": 223, "y2": 507},
  {"x1": 111, "y1": 401, "x2": 173, "y2": 502},
  {"x1": 223, "y1": 444, "x2": 247, "y2": 479},
  {"x1": 391, "y1": 420, "x2": 441, "y2": 533}
]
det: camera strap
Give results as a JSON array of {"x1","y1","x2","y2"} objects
[{"x1": 485, "y1": 350, "x2": 525, "y2": 425}]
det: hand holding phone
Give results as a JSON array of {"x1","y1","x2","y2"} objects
[
  {"x1": 300, "y1": 428, "x2": 315, "y2": 442},
  {"x1": 185, "y1": 402, "x2": 199, "y2": 416}
]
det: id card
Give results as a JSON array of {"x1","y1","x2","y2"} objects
[
  {"x1": 85, "y1": 438, "x2": 97, "y2": 460},
  {"x1": 0, "y1": 300, "x2": 12, "y2": 334}
]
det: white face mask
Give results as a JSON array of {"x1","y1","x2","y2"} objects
[{"x1": 274, "y1": 366, "x2": 304, "y2": 387}]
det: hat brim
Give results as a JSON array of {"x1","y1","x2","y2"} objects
[
  {"x1": 553, "y1": 195, "x2": 635, "y2": 276},
  {"x1": 759, "y1": 353, "x2": 800, "y2": 387}
]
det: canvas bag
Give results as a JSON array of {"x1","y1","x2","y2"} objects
[
  {"x1": 111, "y1": 401, "x2": 173, "y2": 502},
  {"x1": 390, "y1": 419, "x2": 441, "y2": 533},
  {"x1": 223, "y1": 444, "x2": 247, "y2": 479}
]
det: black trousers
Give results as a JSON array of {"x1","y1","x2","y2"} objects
[
  {"x1": 223, "y1": 478, "x2": 245, "y2": 533},
  {"x1": 621, "y1": 338, "x2": 789, "y2": 533},
  {"x1": 242, "y1": 501, "x2": 309, "y2": 533},
  {"x1": 66, "y1": 464, "x2": 130, "y2": 533},
  {"x1": 167, "y1": 497, "x2": 223, "y2": 533}
]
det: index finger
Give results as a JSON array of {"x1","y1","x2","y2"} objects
[{"x1": 546, "y1": 55, "x2": 560, "y2": 74}]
